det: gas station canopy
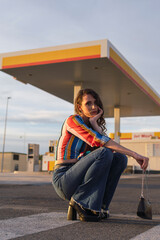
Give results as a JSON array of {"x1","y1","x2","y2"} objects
[{"x1": 0, "y1": 39, "x2": 160, "y2": 118}]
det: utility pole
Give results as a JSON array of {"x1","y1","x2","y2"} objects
[{"x1": 1, "y1": 97, "x2": 11, "y2": 173}]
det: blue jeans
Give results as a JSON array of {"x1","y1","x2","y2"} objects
[{"x1": 52, "y1": 147, "x2": 127, "y2": 212}]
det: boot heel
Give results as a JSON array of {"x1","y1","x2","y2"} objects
[{"x1": 67, "y1": 205, "x2": 77, "y2": 220}]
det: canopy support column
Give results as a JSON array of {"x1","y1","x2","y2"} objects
[
  {"x1": 114, "y1": 107, "x2": 120, "y2": 144},
  {"x1": 73, "y1": 84, "x2": 82, "y2": 104}
]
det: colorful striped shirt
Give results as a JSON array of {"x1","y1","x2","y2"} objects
[{"x1": 55, "y1": 115, "x2": 110, "y2": 162}]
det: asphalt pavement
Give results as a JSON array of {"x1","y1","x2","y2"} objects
[{"x1": 0, "y1": 172, "x2": 160, "y2": 240}]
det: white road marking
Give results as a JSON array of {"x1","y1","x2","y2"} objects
[
  {"x1": 1, "y1": 212, "x2": 160, "y2": 240},
  {"x1": 130, "y1": 224, "x2": 160, "y2": 240},
  {"x1": 0, "y1": 212, "x2": 78, "y2": 240}
]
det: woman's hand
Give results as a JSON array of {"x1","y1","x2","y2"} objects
[
  {"x1": 89, "y1": 107, "x2": 103, "y2": 134},
  {"x1": 89, "y1": 107, "x2": 103, "y2": 123},
  {"x1": 132, "y1": 152, "x2": 149, "y2": 171}
]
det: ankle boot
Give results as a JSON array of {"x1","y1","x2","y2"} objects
[
  {"x1": 67, "y1": 198, "x2": 101, "y2": 222},
  {"x1": 67, "y1": 205, "x2": 77, "y2": 220}
]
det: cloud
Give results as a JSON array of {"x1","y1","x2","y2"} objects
[
  {"x1": 6, "y1": 110, "x2": 71, "y2": 123},
  {"x1": 0, "y1": 72, "x2": 74, "y2": 125},
  {"x1": 106, "y1": 116, "x2": 160, "y2": 134}
]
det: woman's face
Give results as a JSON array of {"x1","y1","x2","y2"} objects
[{"x1": 78, "y1": 94, "x2": 98, "y2": 118}]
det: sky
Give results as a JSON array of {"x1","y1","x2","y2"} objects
[{"x1": 0, "y1": 0, "x2": 160, "y2": 154}]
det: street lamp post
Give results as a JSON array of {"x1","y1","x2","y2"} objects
[{"x1": 1, "y1": 97, "x2": 11, "y2": 173}]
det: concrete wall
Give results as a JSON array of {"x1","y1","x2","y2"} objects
[
  {"x1": 0, "y1": 153, "x2": 27, "y2": 172},
  {"x1": 120, "y1": 139, "x2": 160, "y2": 171}
]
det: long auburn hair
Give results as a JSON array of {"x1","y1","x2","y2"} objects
[{"x1": 74, "y1": 88, "x2": 107, "y2": 134}]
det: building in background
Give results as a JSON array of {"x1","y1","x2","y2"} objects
[
  {"x1": 42, "y1": 140, "x2": 56, "y2": 172},
  {"x1": 27, "y1": 144, "x2": 39, "y2": 172},
  {"x1": 0, "y1": 152, "x2": 27, "y2": 172},
  {"x1": 109, "y1": 132, "x2": 160, "y2": 173}
]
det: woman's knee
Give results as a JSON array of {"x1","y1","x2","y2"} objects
[
  {"x1": 114, "y1": 153, "x2": 128, "y2": 170},
  {"x1": 98, "y1": 147, "x2": 114, "y2": 165}
]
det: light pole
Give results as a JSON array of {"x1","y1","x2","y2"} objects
[{"x1": 1, "y1": 97, "x2": 11, "y2": 173}]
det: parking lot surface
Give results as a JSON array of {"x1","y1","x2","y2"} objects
[{"x1": 0, "y1": 172, "x2": 160, "y2": 240}]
